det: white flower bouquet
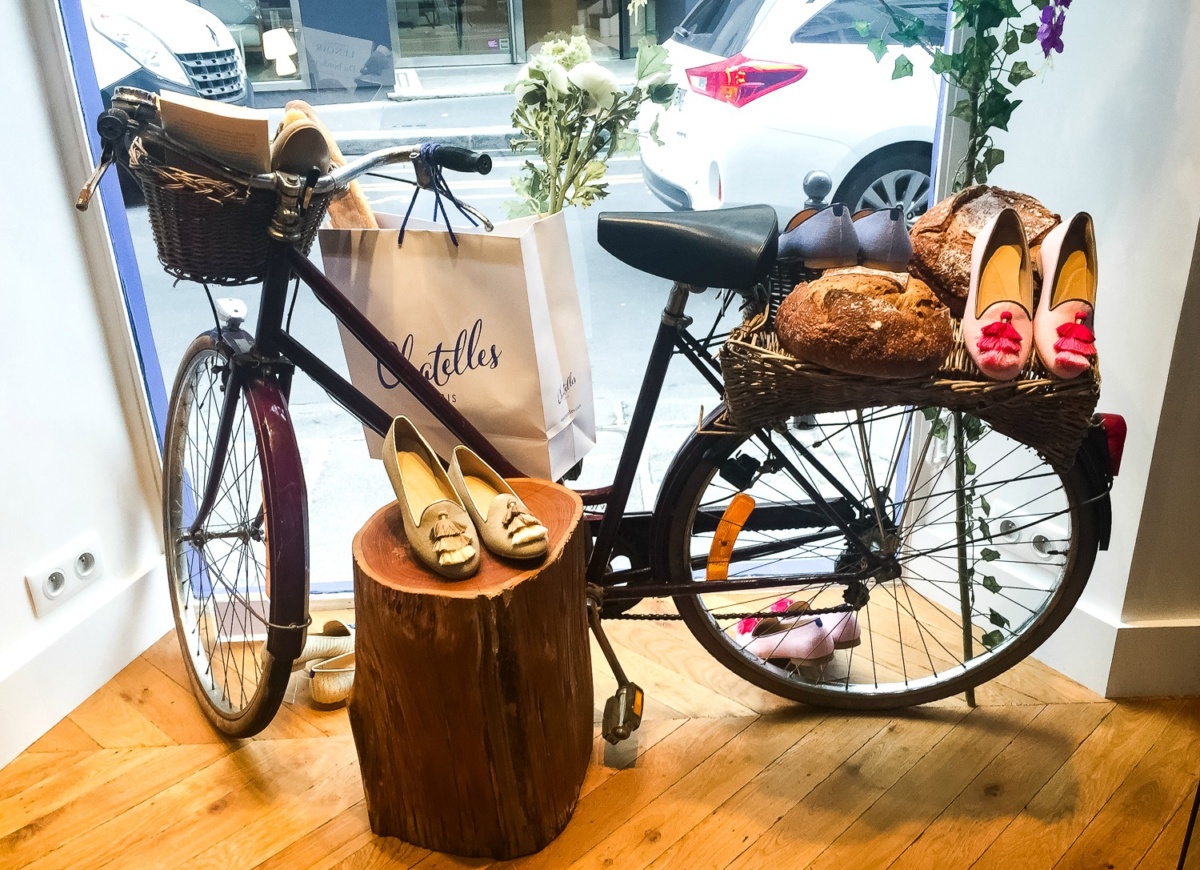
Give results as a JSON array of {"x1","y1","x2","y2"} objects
[{"x1": 505, "y1": 33, "x2": 676, "y2": 216}]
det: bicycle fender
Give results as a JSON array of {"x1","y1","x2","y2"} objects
[
  {"x1": 1073, "y1": 422, "x2": 1114, "y2": 552},
  {"x1": 243, "y1": 375, "x2": 310, "y2": 662}
]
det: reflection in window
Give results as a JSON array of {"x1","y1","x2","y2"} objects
[{"x1": 792, "y1": 0, "x2": 946, "y2": 47}]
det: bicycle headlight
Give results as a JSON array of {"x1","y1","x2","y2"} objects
[{"x1": 92, "y1": 12, "x2": 191, "y2": 87}]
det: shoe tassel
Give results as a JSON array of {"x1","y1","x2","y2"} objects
[
  {"x1": 431, "y1": 512, "x2": 476, "y2": 566},
  {"x1": 502, "y1": 498, "x2": 548, "y2": 547},
  {"x1": 976, "y1": 312, "x2": 1024, "y2": 369}
]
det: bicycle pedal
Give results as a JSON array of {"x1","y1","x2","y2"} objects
[{"x1": 602, "y1": 683, "x2": 644, "y2": 745}]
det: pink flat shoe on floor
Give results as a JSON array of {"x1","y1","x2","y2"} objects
[
  {"x1": 744, "y1": 599, "x2": 861, "y2": 650},
  {"x1": 963, "y1": 208, "x2": 1034, "y2": 381},
  {"x1": 1035, "y1": 212, "x2": 1097, "y2": 378},
  {"x1": 743, "y1": 616, "x2": 836, "y2": 665}
]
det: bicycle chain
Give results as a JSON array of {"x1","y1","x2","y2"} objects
[{"x1": 608, "y1": 607, "x2": 853, "y2": 622}]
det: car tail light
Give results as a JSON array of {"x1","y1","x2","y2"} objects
[
  {"x1": 1098, "y1": 413, "x2": 1126, "y2": 476},
  {"x1": 685, "y1": 54, "x2": 807, "y2": 108}
]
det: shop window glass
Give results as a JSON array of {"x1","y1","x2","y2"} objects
[
  {"x1": 792, "y1": 0, "x2": 947, "y2": 46},
  {"x1": 395, "y1": 0, "x2": 514, "y2": 64},
  {"x1": 674, "y1": 0, "x2": 766, "y2": 55}
]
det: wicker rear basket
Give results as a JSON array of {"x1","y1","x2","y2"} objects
[
  {"x1": 128, "y1": 136, "x2": 331, "y2": 286},
  {"x1": 718, "y1": 312, "x2": 1100, "y2": 469}
]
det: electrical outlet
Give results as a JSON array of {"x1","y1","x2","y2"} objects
[{"x1": 24, "y1": 534, "x2": 106, "y2": 618}]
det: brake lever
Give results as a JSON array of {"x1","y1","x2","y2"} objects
[{"x1": 76, "y1": 143, "x2": 115, "y2": 212}]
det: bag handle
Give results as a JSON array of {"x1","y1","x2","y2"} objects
[{"x1": 398, "y1": 144, "x2": 485, "y2": 248}]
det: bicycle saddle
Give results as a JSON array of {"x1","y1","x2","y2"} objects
[{"x1": 597, "y1": 205, "x2": 779, "y2": 291}]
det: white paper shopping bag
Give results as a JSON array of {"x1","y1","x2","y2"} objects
[{"x1": 318, "y1": 211, "x2": 596, "y2": 480}]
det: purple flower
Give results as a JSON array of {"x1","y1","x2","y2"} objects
[{"x1": 1037, "y1": 4, "x2": 1066, "y2": 56}]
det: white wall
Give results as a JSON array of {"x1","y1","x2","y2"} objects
[
  {"x1": 989, "y1": 0, "x2": 1200, "y2": 695},
  {"x1": 0, "y1": 0, "x2": 170, "y2": 766}
]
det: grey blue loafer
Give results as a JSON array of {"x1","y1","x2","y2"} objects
[
  {"x1": 852, "y1": 206, "x2": 913, "y2": 271},
  {"x1": 777, "y1": 203, "x2": 858, "y2": 269}
]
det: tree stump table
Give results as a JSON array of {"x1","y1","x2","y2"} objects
[{"x1": 348, "y1": 479, "x2": 592, "y2": 859}]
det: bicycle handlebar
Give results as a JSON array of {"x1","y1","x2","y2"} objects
[{"x1": 88, "y1": 88, "x2": 493, "y2": 203}]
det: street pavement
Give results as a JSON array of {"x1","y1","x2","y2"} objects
[{"x1": 124, "y1": 94, "x2": 740, "y2": 591}]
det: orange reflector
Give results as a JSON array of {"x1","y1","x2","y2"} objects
[{"x1": 706, "y1": 493, "x2": 756, "y2": 581}]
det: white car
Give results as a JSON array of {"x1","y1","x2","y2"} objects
[
  {"x1": 86, "y1": 0, "x2": 252, "y2": 107},
  {"x1": 640, "y1": 0, "x2": 945, "y2": 222}
]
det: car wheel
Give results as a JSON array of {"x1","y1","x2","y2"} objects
[{"x1": 835, "y1": 145, "x2": 933, "y2": 226}]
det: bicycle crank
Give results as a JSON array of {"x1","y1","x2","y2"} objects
[{"x1": 587, "y1": 584, "x2": 645, "y2": 745}]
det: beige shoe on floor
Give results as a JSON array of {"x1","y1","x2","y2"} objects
[
  {"x1": 382, "y1": 417, "x2": 480, "y2": 580},
  {"x1": 448, "y1": 446, "x2": 548, "y2": 560},
  {"x1": 307, "y1": 651, "x2": 354, "y2": 706},
  {"x1": 294, "y1": 619, "x2": 354, "y2": 669}
]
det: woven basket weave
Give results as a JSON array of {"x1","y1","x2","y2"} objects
[
  {"x1": 718, "y1": 310, "x2": 1100, "y2": 469},
  {"x1": 128, "y1": 136, "x2": 331, "y2": 286}
]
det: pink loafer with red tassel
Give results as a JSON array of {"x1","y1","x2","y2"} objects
[
  {"x1": 963, "y1": 208, "x2": 1035, "y2": 381},
  {"x1": 1035, "y1": 212, "x2": 1097, "y2": 378}
]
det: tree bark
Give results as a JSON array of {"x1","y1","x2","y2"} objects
[{"x1": 348, "y1": 480, "x2": 591, "y2": 859}]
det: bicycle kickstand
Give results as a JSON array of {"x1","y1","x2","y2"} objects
[{"x1": 586, "y1": 584, "x2": 644, "y2": 745}]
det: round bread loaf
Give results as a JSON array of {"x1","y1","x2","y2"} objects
[
  {"x1": 909, "y1": 185, "x2": 1060, "y2": 315},
  {"x1": 775, "y1": 270, "x2": 953, "y2": 378}
]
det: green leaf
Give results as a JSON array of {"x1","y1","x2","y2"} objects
[
  {"x1": 892, "y1": 55, "x2": 915, "y2": 79},
  {"x1": 868, "y1": 38, "x2": 888, "y2": 63},
  {"x1": 980, "y1": 547, "x2": 1001, "y2": 562},
  {"x1": 1020, "y1": 22, "x2": 1039, "y2": 43},
  {"x1": 1003, "y1": 30, "x2": 1019, "y2": 54},
  {"x1": 931, "y1": 49, "x2": 954, "y2": 75},
  {"x1": 853, "y1": 19, "x2": 871, "y2": 37},
  {"x1": 635, "y1": 42, "x2": 671, "y2": 83},
  {"x1": 964, "y1": 455, "x2": 977, "y2": 476},
  {"x1": 647, "y1": 115, "x2": 663, "y2": 147},
  {"x1": 1008, "y1": 60, "x2": 1037, "y2": 85},
  {"x1": 978, "y1": 89, "x2": 1021, "y2": 131},
  {"x1": 649, "y1": 83, "x2": 677, "y2": 105},
  {"x1": 981, "y1": 629, "x2": 1005, "y2": 649},
  {"x1": 988, "y1": 609, "x2": 1011, "y2": 629},
  {"x1": 962, "y1": 413, "x2": 984, "y2": 442},
  {"x1": 949, "y1": 98, "x2": 975, "y2": 123},
  {"x1": 980, "y1": 495, "x2": 991, "y2": 516},
  {"x1": 931, "y1": 419, "x2": 949, "y2": 440},
  {"x1": 922, "y1": 407, "x2": 940, "y2": 422},
  {"x1": 983, "y1": 147, "x2": 1005, "y2": 174},
  {"x1": 979, "y1": 518, "x2": 992, "y2": 541},
  {"x1": 981, "y1": 575, "x2": 1000, "y2": 594}
]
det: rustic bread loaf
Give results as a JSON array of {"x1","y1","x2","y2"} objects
[
  {"x1": 909, "y1": 185, "x2": 1059, "y2": 315},
  {"x1": 775, "y1": 269, "x2": 953, "y2": 378}
]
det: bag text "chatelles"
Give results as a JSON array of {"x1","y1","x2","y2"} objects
[{"x1": 378, "y1": 319, "x2": 502, "y2": 389}]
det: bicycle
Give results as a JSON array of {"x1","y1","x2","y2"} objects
[{"x1": 78, "y1": 86, "x2": 1122, "y2": 741}]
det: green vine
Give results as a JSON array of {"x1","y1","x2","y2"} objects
[
  {"x1": 924, "y1": 408, "x2": 1010, "y2": 649},
  {"x1": 859, "y1": 0, "x2": 1075, "y2": 189}
]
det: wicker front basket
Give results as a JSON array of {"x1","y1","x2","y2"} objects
[
  {"x1": 128, "y1": 137, "x2": 331, "y2": 287},
  {"x1": 718, "y1": 313, "x2": 1100, "y2": 469}
]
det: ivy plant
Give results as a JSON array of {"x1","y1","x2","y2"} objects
[
  {"x1": 859, "y1": 0, "x2": 1078, "y2": 188},
  {"x1": 923, "y1": 408, "x2": 1011, "y2": 650}
]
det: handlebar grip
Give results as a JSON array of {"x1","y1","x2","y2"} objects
[
  {"x1": 431, "y1": 145, "x2": 492, "y2": 175},
  {"x1": 96, "y1": 108, "x2": 130, "y2": 144}
]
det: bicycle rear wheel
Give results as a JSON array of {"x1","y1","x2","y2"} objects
[
  {"x1": 659, "y1": 404, "x2": 1099, "y2": 709},
  {"x1": 162, "y1": 333, "x2": 307, "y2": 736}
]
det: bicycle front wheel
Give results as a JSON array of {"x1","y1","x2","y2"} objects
[
  {"x1": 660, "y1": 404, "x2": 1099, "y2": 709},
  {"x1": 162, "y1": 333, "x2": 307, "y2": 736}
]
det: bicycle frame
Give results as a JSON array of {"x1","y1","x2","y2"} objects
[{"x1": 188, "y1": 237, "x2": 888, "y2": 604}]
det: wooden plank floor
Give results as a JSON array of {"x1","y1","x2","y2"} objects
[{"x1": 3, "y1": 608, "x2": 1199, "y2": 869}]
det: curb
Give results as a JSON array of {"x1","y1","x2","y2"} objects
[{"x1": 338, "y1": 126, "x2": 518, "y2": 155}]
